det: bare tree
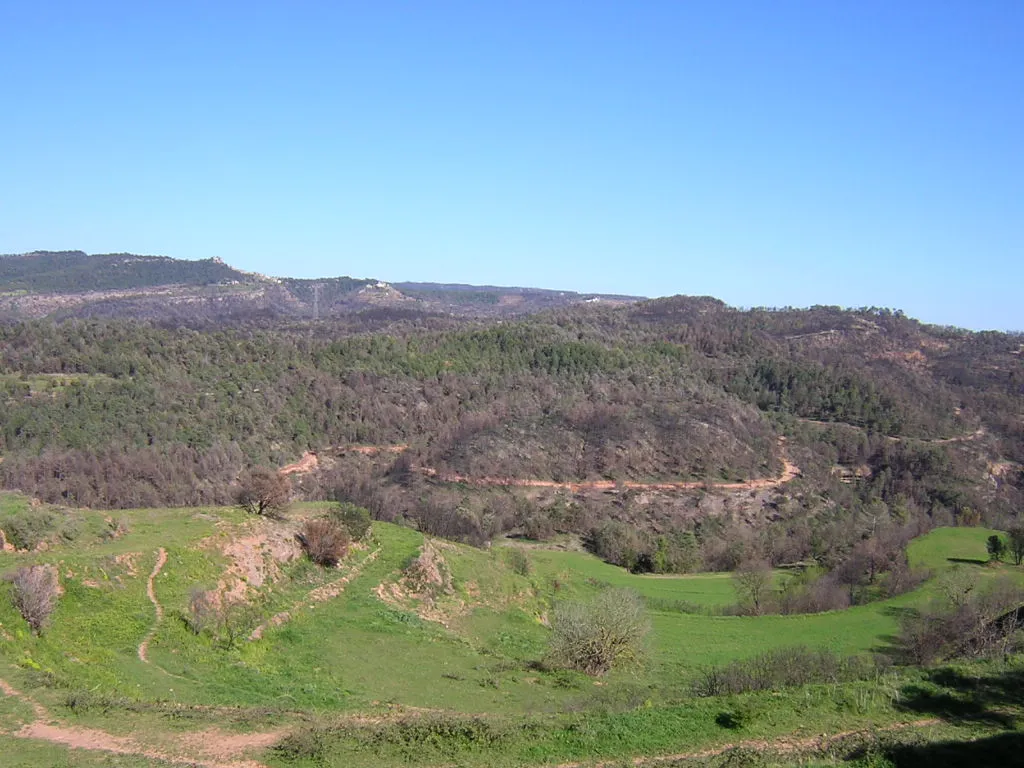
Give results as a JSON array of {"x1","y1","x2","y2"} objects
[
  {"x1": 235, "y1": 468, "x2": 291, "y2": 518},
  {"x1": 733, "y1": 559, "x2": 774, "y2": 615},
  {"x1": 547, "y1": 588, "x2": 649, "y2": 676}
]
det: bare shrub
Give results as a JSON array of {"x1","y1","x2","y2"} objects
[
  {"x1": 298, "y1": 520, "x2": 350, "y2": 567},
  {"x1": 185, "y1": 588, "x2": 220, "y2": 635},
  {"x1": 693, "y1": 646, "x2": 877, "y2": 697},
  {"x1": 183, "y1": 588, "x2": 257, "y2": 648},
  {"x1": 779, "y1": 570, "x2": 850, "y2": 614},
  {"x1": 9, "y1": 564, "x2": 60, "y2": 634},
  {"x1": 235, "y1": 468, "x2": 291, "y2": 518},
  {"x1": 895, "y1": 577, "x2": 1024, "y2": 665},
  {"x1": 404, "y1": 542, "x2": 450, "y2": 595},
  {"x1": 547, "y1": 588, "x2": 649, "y2": 676}
]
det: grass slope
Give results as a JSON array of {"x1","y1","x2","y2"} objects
[{"x1": 1, "y1": 501, "x2": 1021, "y2": 766}]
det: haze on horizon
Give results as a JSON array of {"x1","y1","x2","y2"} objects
[{"x1": 0, "y1": 1, "x2": 1021, "y2": 332}]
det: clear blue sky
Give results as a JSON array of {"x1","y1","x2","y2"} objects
[{"x1": 1, "y1": 1, "x2": 1021, "y2": 330}]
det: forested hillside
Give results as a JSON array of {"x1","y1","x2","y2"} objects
[
  {"x1": 0, "y1": 251, "x2": 248, "y2": 292},
  {"x1": 0, "y1": 295, "x2": 1020, "y2": 578}
]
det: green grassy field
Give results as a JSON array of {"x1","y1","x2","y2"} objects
[{"x1": 0, "y1": 500, "x2": 1021, "y2": 767}]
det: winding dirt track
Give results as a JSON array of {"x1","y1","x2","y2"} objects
[
  {"x1": 318, "y1": 439, "x2": 801, "y2": 494},
  {"x1": 138, "y1": 547, "x2": 167, "y2": 664},
  {"x1": 419, "y1": 443, "x2": 800, "y2": 493}
]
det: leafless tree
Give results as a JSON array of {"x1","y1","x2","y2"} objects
[
  {"x1": 733, "y1": 559, "x2": 774, "y2": 615},
  {"x1": 235, "y1": 468, "x2": 291, "y2": 518}
]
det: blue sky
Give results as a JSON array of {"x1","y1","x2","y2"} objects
[{"x1": 1, "y1": 1, "x2": 1021, "y2": 330}]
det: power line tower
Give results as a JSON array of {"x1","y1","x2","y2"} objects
[{"x1": 312, "y1": 282, "x2": 322, "y2": 321}]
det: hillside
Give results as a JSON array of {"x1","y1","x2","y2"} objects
[
  {"x1": 0, "y1": 296, "x2": 1019, "y2": 565},
  {"x1": 1, "y1": 497, "x2": 1022, "y2": 766},
  {"x1": 0, "y1": 251, "x2": 644, "y2": 323},
  {"x1": 0, "y1": 256, "x2": 1022, "y2": 765}
]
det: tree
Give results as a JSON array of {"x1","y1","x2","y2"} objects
[
  {"x1": 1007, "y1": 526, "x2": 1024, "y2": 567},
  {"x1": 235, "y1": 468, "x2": 291, "y2": 518},
  {"x1": 733, "y1": 559, "x2": 774, "y2": 615},
  {"x1": 987, "y1": 534, "x2": 1007, "y2": 563},
  {"x1": 547, "y1": 588, "x2": 649, "y2": 676}
]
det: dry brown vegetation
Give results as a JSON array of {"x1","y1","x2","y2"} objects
[{"x1": 8, "y1": 563, "x2": 60, "y2": 634}]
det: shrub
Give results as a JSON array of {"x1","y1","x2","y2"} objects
[
  {"x1": 182, "y1": 589, "x2": 257, "y2": 648},
  {"x1": 327, "y1": 502, "x2": 372, "y2": 541},
  {"x1": 895, "y1": 577, "x2": 1024, "y2": 665},
  {"x1": 547, "y1": 588, "x2": 649, "y2": 676},
  {"x1": 9, "y1": 564, "x2": 60, "y2": 634},
  {"x1": 693, "y1": 646, "x2": 878, "y2": 697},
  {"x1": 298, "y1": 519, "x2": 350, "y2": 567},
  {"x1": 185, "y1": 588, "x2": 220, "y2": 635},
  {"x1": 522, "y1": 513, "x2": 555, "y2": 542},
  {"x1": 506, "y1": 547, "x2": 531, "y2": 577},
  {"x1": 1, "y1": 508, "x2": 59, "y2": 550}
]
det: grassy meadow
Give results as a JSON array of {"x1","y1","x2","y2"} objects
[{"x1": 0, "y1": 496, "x2": 1021, "y2": 766}]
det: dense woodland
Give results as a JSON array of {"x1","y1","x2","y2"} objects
[{"x1": 0, "y1": 256, "x2": 1022, "y2": 596}]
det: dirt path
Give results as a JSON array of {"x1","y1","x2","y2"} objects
[
  {"x1": 555, "y1": 717, "x2": 943, "y2": 767},
  {"x1": 249, "y1": 547, "x2": 381, "y2": 640},
  {"x1": 1, "y1": 671, "x2": 279, "y2": 768},
  {"x1": 138, "y1": 547, "x2": 167, "y2": 664},
  {"x1": 304, "y1": 440, "x2": 800, "y2": 495},
  {"x1": 280, "y1": 451, "x2": 319, "y2": 475},
  {"x1": 420, "y1": 440, "x2": 800, "y2": 494}
]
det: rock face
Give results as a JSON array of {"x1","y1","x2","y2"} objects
[{"x1": 0, "y1": 528, "x2": 13, "y2": 551}]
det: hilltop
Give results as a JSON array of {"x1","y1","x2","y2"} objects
[{"x1": 0, "y1": 251, "x2": 643, "y2": 323}]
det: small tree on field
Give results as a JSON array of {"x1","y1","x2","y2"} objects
[
  {"x1": 9, "y1": 565, "x2": 60, "y2": 634},
  {"x1": 987, "y1": 534, "x2": 1007, "y2": 563},
  {"x1": 733, "y1": 559, "x2": 774, "y2": 615},
  {"x1": 547, "y1": 588, "x2": 649, "y2": 676},
  {"x1": 235, "y1": 468, "x2": 291, "y2": 518},
  {"x1": 1008, "y1": 527, "x2": 1024, "y2": 567}
]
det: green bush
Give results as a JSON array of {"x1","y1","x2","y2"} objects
[
  {"x1": 327, "y1": 502, "x2": 373, "y2": 541},
  {"x1": 1, "y1": 507, "x2": 60, "y2": 550},
  {"x1": 505, "y1": 547, "x2": 531, "y2": 577},
  {"x1": 547, "y1": 588, "x2": 649, "y2": 676}
]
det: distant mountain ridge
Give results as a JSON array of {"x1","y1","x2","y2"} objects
[{"x1": 0, "y1": 250, "x2": 644, "y2": 322}]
